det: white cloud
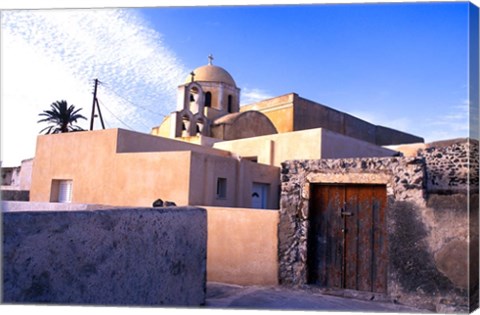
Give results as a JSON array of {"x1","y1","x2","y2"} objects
[
  {"x1": 240, "y1": 87, "x2": 273, "y2": 105},
  {"x1": 1, "y1": 9, "x2": 188, "y2": 166},
  {"x1": 422, "y1": 100, "x2": 470, "y2": 142}
]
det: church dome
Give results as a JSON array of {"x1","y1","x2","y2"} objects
[{"x1": 185, "y1": 58, "x2": 236, "y2": 87}]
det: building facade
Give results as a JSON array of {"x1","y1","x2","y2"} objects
[{"x1": 31, "y1": 58, "x2": 419, "y2": 209}]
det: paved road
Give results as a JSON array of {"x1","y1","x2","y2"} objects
[{"x1": 205, "y1": 282, "x2": 431, "y2": 313}]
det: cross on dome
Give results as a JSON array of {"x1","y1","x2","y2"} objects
[{"x1": 208, "y1": 54, "x2": 214, "y2": 65}]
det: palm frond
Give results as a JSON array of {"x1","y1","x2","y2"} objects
[{"x1": 37, "y1": 100, "x2": 87, "y2": 134}]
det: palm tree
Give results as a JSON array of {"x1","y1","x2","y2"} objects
[{"x1": 38, "y1": 100, "x2": 87, "y2": 134}]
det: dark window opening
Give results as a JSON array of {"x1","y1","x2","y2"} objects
[
  {"x1": 205, "y1": 92, "x2": 212, "y2": 107},
  {"x1": 244, "y1": 156, "x2": 258, "y2": 163},
  {"x1": 216, "y1": 177, "x2": 227, "y2": 199},
  {"x1": 227, "y1": 95, "x2": 233, "y2": 112}
]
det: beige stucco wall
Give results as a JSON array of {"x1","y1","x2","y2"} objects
[
  {"x1": 188, "y1": 151, "x2": 280, "y2": 209},
  {"x1": 211, "y1": 111, "x2": 278, "y2": 141},
  {"x1": 30, "y1": 129, "x2": 194, "y2": 207},
  {"x1": 113, "y1": 152, "x2": 191, "y2": 206},
  {"x1": 241, "y1": 93, "x2": 295, "y2": 133},
  {"x1": 151, "y1": 115, "x2": 171, "y2": 138},
  {"x1": 30, "y1": 129, "x2": 117, "y2": 203},
  {"x1": 30, "y1": 128, "x2": 280, "y2": 208},
  {"x1": 242, "y1": 93, "x2": 422, "y2": 145},
  {"x1": 116, "y1": 128, "x2": 229, "y2": 157},
  {"x1": 204, "y1": 206, "x2": 279, "y2": 285},
  {"x1": 213, "y1": 128, "x2": 323, "y2": 167},
  {"x1": 213, "y1": 128, "x2": 396, "y2": 168},
  {"x1": 320, "y1": 129, "x2": 397, "y2": 159}
]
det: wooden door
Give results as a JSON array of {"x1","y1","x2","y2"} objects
[{"x1": 307, "y1": 184, "x2": 387, "y2": 293}]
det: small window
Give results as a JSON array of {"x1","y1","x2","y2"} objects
[
  {"x1": 227, "y1": 95, "x2": 233, "y2": 112},
  {"x1": 216, "y1": 177, "x2": 227, "y2": 199},
  {"x1": 51, "y1": 179, "x2": 73, "y2": 203},
  {"x1": 205, "y1": 92, "x2": 212, "y2": 107}
]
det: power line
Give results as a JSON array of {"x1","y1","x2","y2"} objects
[
  {"x1": 97, "y1": 99, "x2": 136, "y2": 131},
  {"x1": 99, "y1": 82, "x2": 170, "y2": 118}
]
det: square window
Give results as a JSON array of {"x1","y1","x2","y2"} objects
[{"x1": 50, "y1": 179, "x2": 73, "y2": 203}]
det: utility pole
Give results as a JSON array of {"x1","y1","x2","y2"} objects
[{"x1": 89, "y1": 78, "x2": 105, "y2": 130}]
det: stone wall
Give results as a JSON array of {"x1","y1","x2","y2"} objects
[
  {"x1": 420, "y1": 138, "x2": 479, "y2": 193},
  {"x1": 3, "y1": 207, "x2": 207, "y2": 306},
  {"x1": 278, "y1": 138, "x2": 478, "y2": 312}
]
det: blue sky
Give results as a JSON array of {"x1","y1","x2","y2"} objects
[{"x1": 0, "y1": 1, "x2": 477, "y2": 166}]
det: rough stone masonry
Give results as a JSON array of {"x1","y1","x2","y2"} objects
[{"x1": 278, "y1": 138, "x2": 478, "y2": 312}]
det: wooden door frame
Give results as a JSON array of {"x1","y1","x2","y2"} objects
[{"x1": 278, "y1": 157, "x2": 426, "y2": 298}]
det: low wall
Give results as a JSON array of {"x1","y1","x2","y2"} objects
[
  {"x1": 204, "y1": 206, "x2": 279, "y2": 286},
  {"x1": 1, "y1": 201, "x2": 117, "y2": 211},
  {"x1": 3, "y1": 206, "x2": 207, "y2": 306},
  {"x1": 1, "y1": 189, "x2": 29, "y2": 201}
]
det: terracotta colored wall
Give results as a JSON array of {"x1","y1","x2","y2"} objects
[{"x1": 204, "y1": 206, "x2": 279, "y2": 285}]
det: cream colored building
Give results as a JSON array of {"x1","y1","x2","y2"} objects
[{"x1": 30, "y1": 57, "x2": 422, "y2": 209}]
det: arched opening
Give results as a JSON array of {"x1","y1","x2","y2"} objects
[
  {"x1": 189, "y1": 86, "x2": 201, "y2": 114},
  {"x1": 205, "y1": 92, "x2": 212, "y2": 107},
  {"x1": 189, "y1": 87, "x2": 199, "y2": 102},
  {"x1": 182, "y1": 116, "x2": 190, "y2": 136},
  {"x1": 196, "y1": 124, "x2": 203, "y2": 134},
  {"x1": 196, "y1": 118, "x2": 205, "y2": 135}
]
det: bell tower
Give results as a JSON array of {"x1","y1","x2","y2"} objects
[{"x1": 170, "y1": 56, "x2": 241, "y2": 138}]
